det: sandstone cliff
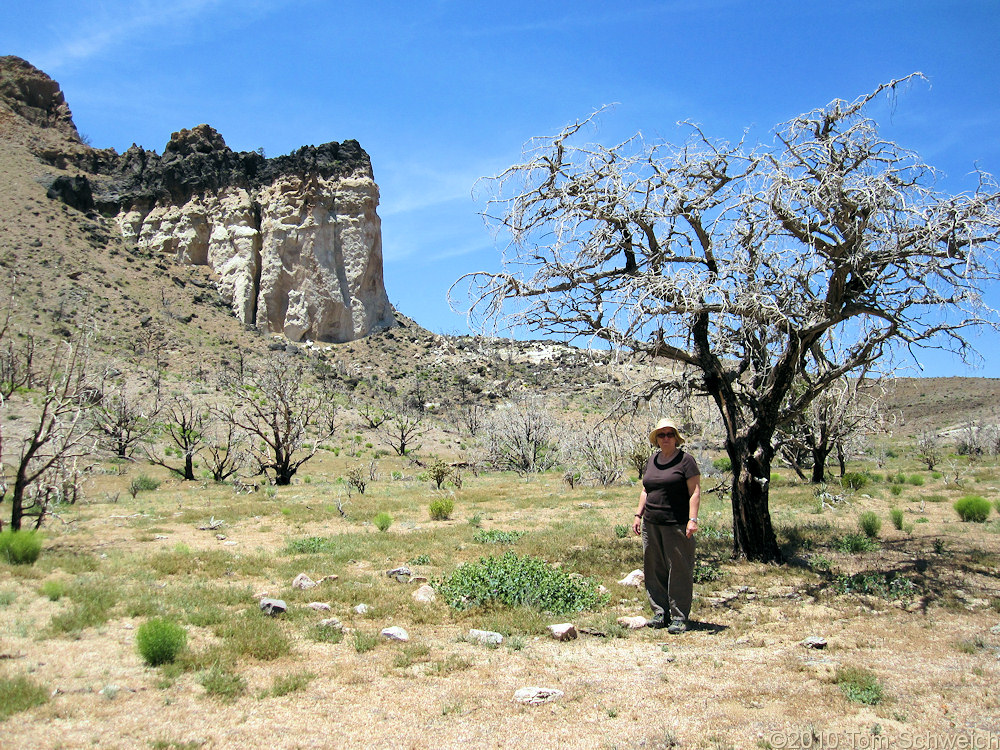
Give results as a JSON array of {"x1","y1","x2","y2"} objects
[{"x1": 1, "y1": 56, "x2": 395, "y2": 344}]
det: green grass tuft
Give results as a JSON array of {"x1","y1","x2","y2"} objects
[
  {"x1": 0, "y1": 674, "x2": 49, "y2": 720},
  {"x1": 136, "y1": 617, "x2": 188, "y2": 666},
  {"x1": 0, "y1": 529, "x2": 42, "y2": 565}
]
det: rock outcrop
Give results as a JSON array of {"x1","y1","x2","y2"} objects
[{"x1": 1, "y1": 56, "x2": 395, "y2": 343}]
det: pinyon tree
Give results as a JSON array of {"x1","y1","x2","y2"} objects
[{"x1": 453, "y1": 76, "x2": 1000, "y2": 561}]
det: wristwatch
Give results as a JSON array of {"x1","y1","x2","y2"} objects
[{"x1": 689, "y1": 517, "x2": 699, "y2": 522}]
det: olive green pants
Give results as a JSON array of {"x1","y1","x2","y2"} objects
[{"x1": 642, "y1": 521, "x2": 695, "y2": 622}]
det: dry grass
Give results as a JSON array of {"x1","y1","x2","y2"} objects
[{"x1": 2, "y1": 450, "x2": 999, "y2": 749}]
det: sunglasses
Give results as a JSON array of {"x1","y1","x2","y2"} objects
[{"x1": 656, "y1": 432, "x2": 677, "y2": 439}]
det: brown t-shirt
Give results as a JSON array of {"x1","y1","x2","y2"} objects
[{"x1": 641, "y1": 450, "x2": 700, "y2": 526}]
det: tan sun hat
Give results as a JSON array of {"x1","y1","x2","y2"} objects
[{"x1": 648, "y1": 418, "x2": 685, "y2": 446}]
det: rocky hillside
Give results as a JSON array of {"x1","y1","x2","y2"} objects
[{"x1": 1, "y1": 55, "x2": 394, "y2": 346}]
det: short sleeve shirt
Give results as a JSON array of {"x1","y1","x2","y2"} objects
[{"x1": 641, "y1": 450, "x2": 700, "y2": 526}]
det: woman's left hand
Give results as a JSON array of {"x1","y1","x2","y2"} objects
[{"x1": 685, "y1": 519, "x2": 698, "y2": 538}]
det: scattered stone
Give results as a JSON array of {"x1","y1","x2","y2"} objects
[
  {"x1": 223, "y1": 541, "x2": 238, "y2": 546},
  {"x1": 412, "y1": 585, "x2": 436, "y2": 603},
  {"x1": 292, "y1": 573, "x2": 317, "y2": 590},
  {"x1": 318, "y1": 618, "x2": 343, "y2": 631},
  {"x1": 618, "y1": 569, "x2": 644, "y2": 587},
  {"x1": 617, "y1": 616, "x2": 648, "y2": 630},
  {"x1": 215, "y1": 534, "x2": 227, "y2": 540},
  {"x1": 307, "y1": 602, "x2": 332, "y2": 611},
  {"x1": 154, "y1": 535, "x2": 168, "y2": 540},
  {"x1": 468, "y1": 629, "x2": 503, "y2": 646},
  {"x1": 513, "y1": 687, "x2": 564, "y2": 705},
  {"x1": 259, "y1": 598, "x2": 287, "y2": 616},
  {"x1": 990, "y1": 624, "x2": 1000, "y2": 635},
  {"x1": 381, "y1": 626, "x2": 409, "y2": 642},
  {"x1": 198, "y1": 517, "x2": 224, "y2": 530},
  {"x1": 800, "y1": 636, "x2": 828, "y2": 649},
  {"x1": 386, "y1": 566, "x2": 412, "y2": 583},
  {"x1": 548, "y1": 623, "x2": 578, "y2": 641},
  {"x1": 802, "y1": 658, "x2": 839, "y2": 680},
  {"x1": 411, "y1": 576, "x2": 429, "y2": 585},
  {"x1": 577, "y1": 627, "x2": 608, "y2": 637},
  {"x1": 354, "y1": 603, "x2": 369, "y2": 615},
  {"x1": 318, "y1": 575, "x2": 339, "y2": 583}
]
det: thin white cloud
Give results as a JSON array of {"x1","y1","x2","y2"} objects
[{"x1": 31, "y1": 0, "x2": 294, "y2": 71}]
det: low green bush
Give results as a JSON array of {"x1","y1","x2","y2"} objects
[
  {"x1": 889, "y1": 507, "x2": 905, "y2": 531},
  {"x1": 39, "y1": 580, "x2": 67, "y2": 601},
  {"x1": 428, "y1": 497, "x2": 454, "y2": 521},
  {"x1": 833, "y1": 571, "x2": 918, "y2": 600},
  {"x1": 953, "y1": 495, "x2": 991, "y2": 523},
  {"x1": 907, "y1": 474, "x2": 925, "y2": 487},
  {"x1": 836, "y1": 666, "x2": 885, "y2": 705},
  {"x1": 613, "y1": 524, "x2": 629, "y2": 539},
  {"x1": 0, "y1": 529, "x2": 42, "y2": 565},
  {"x1": 712, "y1": 457, "x2": 732, "y2": 472},
  {"x1": 841, "y1": 472, "x2": 870, "y2": 491},
  {"x1": 135, "y1": 617, "x2": 188, "y2": 666},
  {"x1": 474, "y1": 529, "x2": 525, "y2": 545},
  {"x1": 129, "y1": 474, "x2": 161, "y2": 496},
  {"x1": 373, "y1": 511, "x2": 393, "y2": 532},
  {"x1": 434, "y1": 551, "x2": 608, "y2": 614},
  {"x1": 858, "y1": 511, "x2": 882, "y2": 539},
  {"x1": 834, "y1": 533, "x2": 880, "y2": 554}
]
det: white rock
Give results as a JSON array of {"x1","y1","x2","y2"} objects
[
  {"x1": 617, "y1": 616, "x2": 648, "y2": 630},
  {"x1": 307, "y1": 602, "x2": 332, "y2": 611},
  {"x1": 318, "y1": 618, "x2": 343, "y2": 631},
  {"x1": 412, "y1": 585, "x2": 436, "y2": 603},
  {"x1": 353, "y1": 603, "x2": 369, "y2": 615},
  {"x1": 618, "y1": 569, "x2": 645, "y2": 587},
  {"x1": 468, "y1": 629, "x2": 503, "y2": 646},
  {"x1": 381, "y1": 626, "x2": 409, "y2": 642},
  {"x1": 513, "y1": 687, "x2": 564, "y2": 705},
  {"x1": 119, "y1": 164, "x2": 394, "y2": 343},
  {"x1": 292, "y1": 573, "x2": 317, "y2": 590},
  {"x1": 548, "y1": 623, "x2": 578, "y2": 641}
]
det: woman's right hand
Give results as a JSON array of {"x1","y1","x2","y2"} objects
[{"x1": 632, "y1": 516, "x2": 642, "y2": 536}]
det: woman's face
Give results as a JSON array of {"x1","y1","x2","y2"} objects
[{"x1": 655, "y1": 429, "x2": 678, "y2": 448}]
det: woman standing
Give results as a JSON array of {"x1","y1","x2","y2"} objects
[{"x1": 631, "y1": 418, "x2": 701, "y2": 633}]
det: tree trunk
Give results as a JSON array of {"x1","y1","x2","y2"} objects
[
  {"x1": 728, "y1": 441, "x2": 783, "y2": 563},
  {"x1": 184, "y1": 454, "x2": 195, "y2": 481},
  {"x1": 810, "y1": 446, "x2": 830, "y2": 483}
]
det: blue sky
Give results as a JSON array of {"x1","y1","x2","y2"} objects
[{"x1": 4, "y1": 0, "x2": 999, "y2": 377}]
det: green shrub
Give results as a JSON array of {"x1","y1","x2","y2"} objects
[
  {"x1": 283, "y1": 536, "x2": 337, "y2": 554},
  {"x1": 889, "y1": 508, "x2": 905, "y2": 531},
  {"x1": 712, "y1": 457, "x2": 732, "y2": 472},
  {"x1": 953, "y1": 495, "x2": 991, "y2": 523},
  {"x1": 889, "y1": 484, "x2": 903, "y2": 497},
  {"x1": 834, "y1": 533, "x2": 880, "y2": 554},
  {"x1": 353, "y1": 631, "x2": 379, "y2": 653},
  {"x1": 136, "y1": 617, "x2": 188, "y2": 666},
  {"x1": 907, "y1": 474, "x2": 925, "y2": 486},
  {"x1": 373, "y1": 511, "x2": 393, "y2": 532},
  {"x1": 0, "y1": 674, "x2": 49, "y2": 720},
  {"x1": 200, "y1": 665, "x2": 246, "y2": 701},
  {"x1": 129, "y1": 474, "x2": 161, "y2": 496},
  {"x1": 215, "y1": 611, "x2": 290, "y2": 661},
  {"x1": 858, "y1": 511, "x2": 882, "y2": 539},
  {"x1": 473, "y1": 529, "x2": 525, "y2": 545},
  {"x1": 833, "y1": 572, "x2": 918, "y2": 600},
  {"x1": 613, "y1": 524, "x2": 629, "y2": 539},
  {"x1": 428, "y1": 497, "x2": 454, "y2": 521},
  {"x1": 39, "y1": 580, "x2": 67, "y2": 601},
  {"x1": 434, "y1": 551, "x2": 609, "y2": 614},
  {"x1": 841, "y1": 472, "x2": 870, "y2": 491},
  {"x1": 0, "y1": 529, "x2": 42, "y2": 565},
  {"x1": 995, "y1": 498, "x2": 1000, "y2": 515},
  {"x1": 836, "y1": 666, "x2": 884, "y2": 705}
]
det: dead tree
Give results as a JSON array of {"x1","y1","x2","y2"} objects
[{"x1": 453, "y1": 75, "x2": 1000, "y2": 561}]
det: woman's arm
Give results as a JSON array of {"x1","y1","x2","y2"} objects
[
  {"x1": 632, "y1": 487, "x2": 647, "y2": 536},
  {"x1": 685, "y1": 474, "x2": 701, "y2": 538}
]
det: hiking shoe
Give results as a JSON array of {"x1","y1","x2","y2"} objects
[
  {"x1": 647, "y1": 616, "x2": 667, "y2": 629},
  {"x1": 666, "y1": 619, "x2": 687, "y2": 634}
]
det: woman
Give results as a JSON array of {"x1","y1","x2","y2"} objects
[{"x1": 631, "y1": 418, "x2": 701, "y2": 633}]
